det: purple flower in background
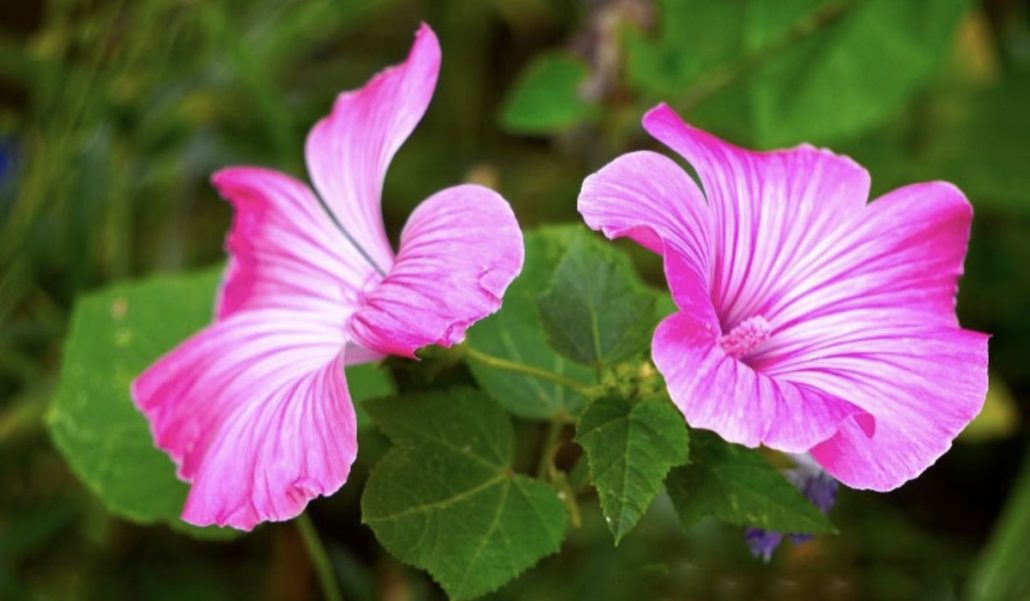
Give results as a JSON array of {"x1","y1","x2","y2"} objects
[
  {"x1": 0, "y1": 138, "x2": 13, "y2": 185},
  {"x1": 578, "y1": 103, "x2": 988, "y2": 492},
  {"x1": 132, "y1": 24, "x2": 524, "y2": 530},
  {"x1": 746, "y1": 457, "x2": 839, "y2": 561}
]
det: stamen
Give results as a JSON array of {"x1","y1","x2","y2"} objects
[{"x1": 719, "y1": 315, "x2": 772, "y2": 359}]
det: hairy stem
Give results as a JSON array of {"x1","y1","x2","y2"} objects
[{"x1": 296, "y1": 513, "x2": 343, "y2": 601}]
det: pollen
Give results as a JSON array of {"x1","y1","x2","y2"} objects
[{"x1": 719, "y1": 315, "x2": 772, "y2": 359}]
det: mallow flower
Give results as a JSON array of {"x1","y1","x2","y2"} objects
[
  {"x1": 578, "y1": 104, "x2": 988, "y2": 492},
  {"x1": 132, "y1": 24, "x2": 524, "y2": 530}
]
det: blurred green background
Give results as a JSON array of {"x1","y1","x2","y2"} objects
[{"x1": 2, "y1": 0, "x2": 1030, "y2": 599}]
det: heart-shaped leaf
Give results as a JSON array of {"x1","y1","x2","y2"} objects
[{"x1": 362, "y1": 388, "x2": 567, "y2": 600}]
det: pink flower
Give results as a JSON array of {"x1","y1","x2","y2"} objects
[
  {"x1": 132, "y1": 24, "x2": 524, "y2": 530},
  {"x1": 578, "y1": 104, "x2": 988, "y2": 491}
]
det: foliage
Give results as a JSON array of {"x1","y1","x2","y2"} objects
[
  {"x1": 626, "y1": 0, "x2": 971, "y2": 146},
  {"x1": 362, "y1": 389, "x2": 566, "y2": 599},
  {"x1": 576, "y1": 394, "x2": 689, "y2": 544},
  {"x1": 2, "y1": 0, "x2": 1029, "y2": 599},
  {"x1": 47, "y1": 267, "x2": 223, "y2": 534},
  {"x1": 501, "y1": 52, "x2": 597, "y2": 134},
  {"x1": 667, "y1": 431, "x2": 835, "y2": 534},
  {"x1": 536, "y1": 235, "x2": 659, "y2": 370},
  {"x1": 466, "y1": 227, "x2": 595, "y2": 420}
]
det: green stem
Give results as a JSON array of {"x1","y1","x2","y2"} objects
[
  {"x1": 555, "y1": 472, "x2": 582, "y2": 529},
  {"x1": 463, "y1": 346, "x2": 591, "y2": 394},
  {"x1": 296, "y1": 514, "x2": 343, "y2": 601},
  {"x1": 536, "y1": 420, "x2": 564, "y2": 479},
  {"x1": 535, "y1": 420, "x2": 583, "y2": 528}
]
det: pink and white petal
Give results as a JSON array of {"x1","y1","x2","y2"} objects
[
  {"x1": 347, "y1": 184, "x2": 524, "y2": 358},
  {"x1": 758, "y1": 182, "x2": 973, "y2": 340},
  {"x1": 304, "y1": 23, "x2": 441, "y2": 273},
  {"x1": 132, "y1": 310, "x2": 356, "y2": 530},
  {"x1": 801, "y1": 325, "x2": 989, "y2": 491},
  {"x1": 578, "y1": 150, "x2": 713, "y2": 280},
  {"x1": 642, "y1": 104, "x2": 871, "y2": 329},
  {"x1": 212, "y1": 167, "x2": 378, "y2": 320},
  {"x1": 635, "y1": 107, "x2": 986, "y2": 487},
  {"x1": 651, "y1": 297, "x2": 865, "y2": 452},
  {"x1": 746, "y1": 182, "x2": 986, "y2": 490},
  {"x1": 662, "y1": 251, "x2": 719, "y2": 336}
]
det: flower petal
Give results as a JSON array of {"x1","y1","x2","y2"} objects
[
  {"x1": 347, "y1": 184, "x2": 524, "y2": 358},
  {"x1": 579, "y1": 140, "x2": 864, "y2": 451},
  {"x1": 132, "y1": 310, "x2": 356, "y2": 530},
  {"x1": 652, "y1": 298, "x2": 865, "y2": 454},
  {"x1": 212, "y1": 167, "x2": 379, "y2": 322},
  {"x1": 578, "y1": 149, "x2": 714, "y2": 316},
  {"x1": 304, "y1": 23, "x2": 441, "y2": 274},
  {"x1": 806, "y1": 326, "x2": 988, "y2": 491},
  {"x1": 599, "y1": 105, "x2": 987, "y2": 488},
  {"x1": 578, "y1": 150, "x2": 711, "y2": 271},
  {"x1": 754, "y1": 182, "x2": 975, "y2": 359},
  {"x1": 746, "y1": 183, "x2": 988, "y2": 489},
  {"x1": 642, "y1": 103, "x2": 871, "y2": 329}
]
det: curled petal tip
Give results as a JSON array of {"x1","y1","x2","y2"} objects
[
  {"x1": 644, "y1": 101, "x2": 673, "y2": 116},
  {"x1": 641, "y1": 102, "x2": 676, "y2": 127},
  {"x1": 347, "y1": 185, "x2": 523, "y2": 358},
  {"x1": 415, "y1": 21, "x2": 435, "y2": 38}
]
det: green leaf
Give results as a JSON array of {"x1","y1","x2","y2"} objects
[
  {"x1": 841, "y1": 75, "x2": 1030, "y2": 217},
  {"x1": 348, "y1": 363, "x2": 395, "y2": 402},
  {"x1": 466, "y1": 226, "x2": 595, "y2": 419},
  {"x1": 627, "y1": 0, "x2": 969, "y2": 146},
  {"x1": 919, "y1": 74, "x2": 1030, "y2": 214},
  {"x1": 47, "y1": 268, "x2": 232, "y2": 537},
  {"x1": 576, "y1": 395, "x2": 689, "y2": 544},
  {"x1": 655, "y1": 291, "x2": 678, "y2": 319},
  {"x1": 348, "y1": 362, "x2": 397, "y2": 431},
  {"x1": 501, "y1": 52, "x2": 597, "y2": 134},
  {"x1": 625, "y1": 0, "x2": 756, "y2": 142},
  {"x1": 362, "y1": 388, "x2": 567, "y2": 600},
  {"x1": 626, "y1": 0, "x2": 743, "y2": 97},
  {"x1": 536, "y1": 236, "x2": 658, "y2": 368},
  {"x1": 748, "y1": 0, "x2": 971, "y2": 146},
  {"x1": 666, "y1": 431, "x2": 835, "y2": 534}
]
